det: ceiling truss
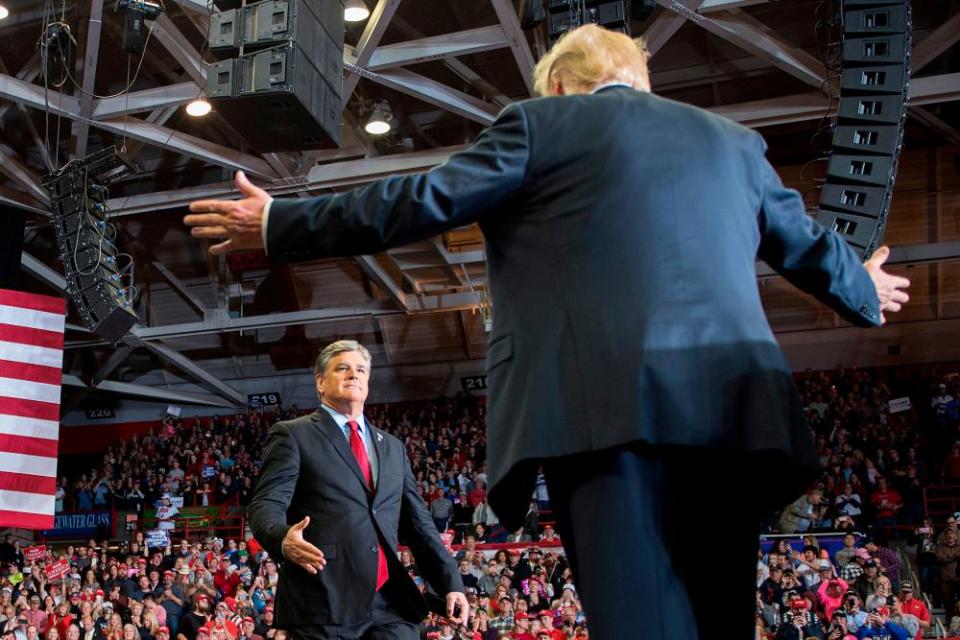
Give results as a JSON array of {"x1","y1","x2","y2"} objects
[{"x1": 4, "y1": 0, "x2": 959, "y2": 407}]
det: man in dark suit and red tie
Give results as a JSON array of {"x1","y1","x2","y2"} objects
[
  {"x1": 188, "y1": 24, "x2": 910, "y2": 640},
  {"x1": 248, "y1": 340, "x2": 466, "y2": 640}
]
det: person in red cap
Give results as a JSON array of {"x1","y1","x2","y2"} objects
[
  {"x1": 512, "y1": 613, "x2": 534, "y2": 640},
  {"x1": 179, "y1": 594, "x2": 212, "y2": 640},
  {"x1": 248, "y1": 341, "x2": 467, "y2": 639},
  {"x1": 536, "y1": 612, "x2": 563, "y2": 640},
  {"x1": 239, "y1": 617, "x2": 262, "y2": 640}
]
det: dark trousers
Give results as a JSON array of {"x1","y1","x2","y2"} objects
[
  {"x1": 543, "y1": 445, "x2": 762, "y2": 640},
  {"x1": 287, "y1": 592, "x2": 418, "y2": 640}
]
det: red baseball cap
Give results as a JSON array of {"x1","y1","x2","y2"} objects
[
  {"x1": 241, "y1": 617, "x2": 254, "y2": 625},
  {"x1": 157, "y1": 628, "x2": 169, "y2": 636}
]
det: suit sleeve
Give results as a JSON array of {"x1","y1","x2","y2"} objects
[
  {"x1": 248, "y1": 422, "x2": 301, "y2": 559},
  {"x1": 397, "y1": 449, "x2": 464, "y2": 596},
  {"x1": 265, "y1": 104, "x2": 530, "y2": 262},
  {"x1": 753, "y1": 135, "x2": 881, "y2": 328}
]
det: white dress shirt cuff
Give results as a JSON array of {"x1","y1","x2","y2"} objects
[{"x1": 261, "y1": 198, "x2": 273, "y2": 255}]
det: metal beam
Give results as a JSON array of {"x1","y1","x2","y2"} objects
[
  {"x1": 152, "y1": 13, "x2": 207, "y2": 85},
  {"x1": 62, "y1": 374, "x2": 238, "y2": 408},
  {"x1": 909, "y1": 106, "x2": 960, "y2": 146},
  {"x1": 107, "y1": 145, "x2": 468, "y2": 216},
  {"x1": 489, "y1": 0, "x2": 535, "y2": 95},
  {"x1": 354, "y1": 256, "x2": 409, "y2": 310},
  {"x1": 92, "y1": 82, "x2": 198, "y2": 119},
  {"x1": 363, "y1": 25, "x2": 510, "y2": 71},
  {"x1": 0, "y1": 78, "x2": 259, "y2": 180},
  {"x1": 151, "y1": 261, "x2": 209, "y2": 317},
  {"x1": 347, "y1": 64, "x2": 499, "y2": 124},
  {"x1": 90, "y1": 345, "x2": 134, "y2": 386},
  {"x1": 0, "y1": 54, "x2": 41, "y2": 123},
  {"x1": 912, "y1": 9, "x2": 960, "y2": 72},
  {"x1": 712, "y1": 72, "x2": 960, "y2": 128},
  {"x1": 140, "y1": 340, "x2": 246, "y2": 406},
  {"x1": 20, "y1": 252, "x2": 65, "y2": 292},
  {"x1": 756, "y1": 241, "x2": 960, "y2": 277},
  {"x1": 659, "y1": 3, "x2": 825, "y2": 88},
  {"x1": 0, "y1": 186, "x2": 48, "y2": 215},
  {"x1": 96, "y1": 379, "x2": 239, "y2": 408},
  {"x1": 0, "y1": 143, "x2": 49, "y2": 204},
  {"x1": 101, "y1": 71, "x2": 960, "y2": 216},
  {"x1": 391, "y1": 15, "x2": 511, "y2": 109},
  {"x1": 73, "y1": 0, "x2": 105, "y2": 158},
  {"x1": 130, "y1": 306, "x2": 400, "y2": 341},
  {"x1": 0, "y1": 74, "x2": 82, "y2": 118},
  {"x1": 342, "y1": 0, "x2": 403, "y2": 103},
  {"x1": 0, "y1": 55, "x2": 53, "y2": 172},
  {"x1": 698, "y1": 0, "x2": 767, "y2": 10},
  {"x1": 93, "y1": 116, "x2": 278, "y2": 178},
  {"x1": 644, "y1": 0, "x2": 705, "y2": 56}
]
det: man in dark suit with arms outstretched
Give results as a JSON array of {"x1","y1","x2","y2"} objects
[
  {"x1": 248, "y1": 340, "x2": 466, "y2": 640},
  {"x1": 188, "y1": 25, "x2": 910, "y2": 639}
]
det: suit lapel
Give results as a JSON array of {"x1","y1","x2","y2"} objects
[
  {"x1": 310, "y1": 410, "x2": 370, "y2": 493},
  {"x1": 369, "y1": 424, "x2": 386, "y2": 495}
]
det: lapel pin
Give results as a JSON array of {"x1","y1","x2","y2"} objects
[{"x1": 376, "y1": 432, "x2": 383, "y2": 442}]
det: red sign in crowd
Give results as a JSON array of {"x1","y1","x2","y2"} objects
[
  {"x1": 44, "y1": 559, "x2": 69, "y2": 581},
  {"x1": 24, "y1": 545, "x2": 46, "y2": 562}
]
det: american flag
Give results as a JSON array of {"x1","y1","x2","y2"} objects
[{"x1": 0, "y1": 289, "x2": 65, "y2": 529}]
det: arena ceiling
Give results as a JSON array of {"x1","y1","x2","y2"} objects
[{"x1": 1, "y1": 0, "x2": 959, "y2": 412}]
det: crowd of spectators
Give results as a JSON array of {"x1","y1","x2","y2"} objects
[
  {"x1": 756, "y1": 366, "x2": 960, "y2": 639},
  {"x1": 33, "y1": 364, "x2": 960, "y2": 639},
  {"x1": 0, "y1": 529, "x2": 586, "y2": 639}
]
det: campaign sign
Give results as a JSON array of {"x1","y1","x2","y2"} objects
[
  {"x1": 24, "y1": 545, "x2": 46, "y2": 562},
  {"x1": 146, "y1": 530, "x2": 170, "y2": 548},
  {"x1": 889, "y1": 396, "x2": 912, "y2": 413},
  {"x1": 44, "y1": 559, "x2": 69, "y2": 581}
]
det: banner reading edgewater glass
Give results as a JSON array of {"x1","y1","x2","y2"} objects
[{"x1": 0, "y1": 289, "x2": 65, "y2": 529}]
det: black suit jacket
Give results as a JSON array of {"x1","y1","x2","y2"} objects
[
  {"x1": 266, "y1": 86, "x2": 881, "y2": 528},
  {"x1": 248, "y1": 410, "x2": 462, "y2": 626}
]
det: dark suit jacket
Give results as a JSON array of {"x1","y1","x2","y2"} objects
[
  {"x1": 266, "y1": 86, "x2": 881, "y2": 528},
  {"x1": 248, "y1": 410, "x2": 462, "y2": 626}
]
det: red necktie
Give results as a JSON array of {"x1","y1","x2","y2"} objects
[{"x1": 348, "y1": 420, "x2": 389, "y2": 590}]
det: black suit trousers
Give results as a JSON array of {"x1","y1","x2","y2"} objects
[
  {"x1": 287, "y1": 592, "x2": 418, "y2": 640},
  {"x1": 543, "y1": 444, "x2": 763, "y2": 640}
]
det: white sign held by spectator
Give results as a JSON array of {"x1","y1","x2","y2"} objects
[
  {"x1": 889, "y1": 396, "x2": 912, "y2": 413},
  {"x1": 166, "y1": 405, "x2": 182, "y2": 417},
  {"x1": 146, "y1": 529, "x2": 170, "y2": 548}
]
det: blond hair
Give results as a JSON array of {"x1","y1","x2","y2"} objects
[{"x1": 532, "y1": 24, "x2": 650, "y2": 96}]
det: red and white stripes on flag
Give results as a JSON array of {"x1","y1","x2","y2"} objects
[{"x1": 0, "y1": 289, "x2": 65, "y2": 529}]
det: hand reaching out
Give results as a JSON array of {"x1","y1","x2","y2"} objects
[
  {"x1": 864, "y1": 245, "x2": 910, "y2": 325},
  {"x1": 281, "y1": 516, "x2": 326, "y2": 575},
  {"x1": 184, "y1": 171, "x2": 272, "y2": 256},
  {"x1": 445, "y1": 591, "x2": 469, "y2": 626}
]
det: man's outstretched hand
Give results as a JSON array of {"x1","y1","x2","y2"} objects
[
  {"x1": 281, "y1": 516, "x2": 326, "y2": 575},
  {"x1": 184, "y1": 171, "x2": 271, "y2": 256},
  {"x1": 864, "y1": 245, "x2": 911, "y2": 325},
  {"x1": 445, "y1": 591, "x2": 469, "y2": 626}
]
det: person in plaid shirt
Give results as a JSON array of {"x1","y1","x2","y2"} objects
[{"x1": 488, "y1": 598, "x2": 514, "y2": 637}]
